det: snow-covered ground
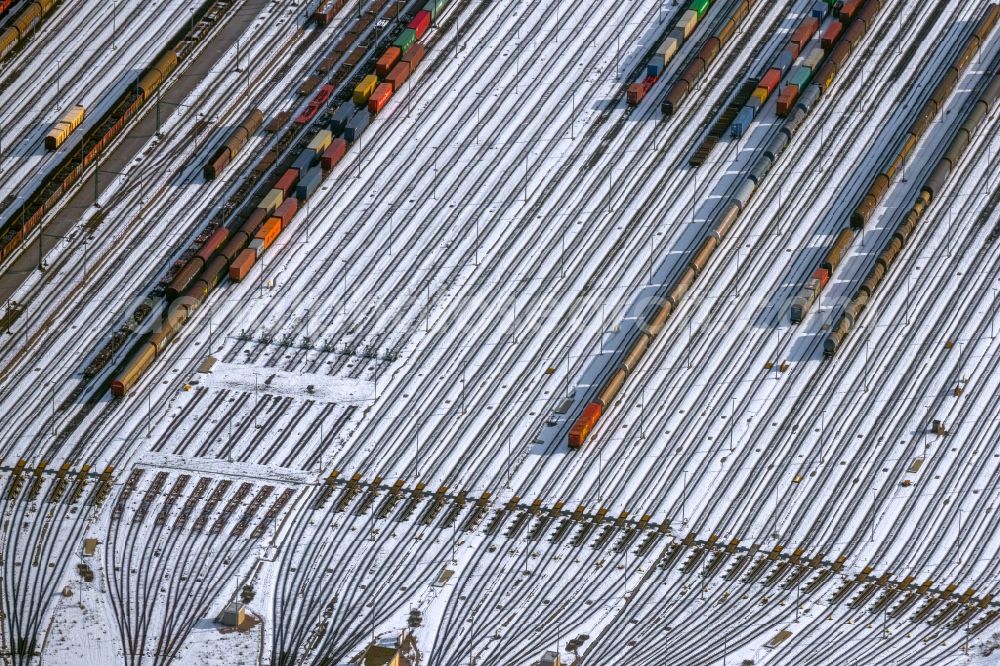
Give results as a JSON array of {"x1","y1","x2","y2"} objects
[{"x1": 2, "y1": 0, "x2": 1000, "y2": 663}]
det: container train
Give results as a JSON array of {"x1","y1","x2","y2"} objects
[
  {"x1": 111, "y1": 1, "x2": 445, "y2": 396},
  {"x1": 660, "y1": 0, "x2": 757, "y2": 116}
]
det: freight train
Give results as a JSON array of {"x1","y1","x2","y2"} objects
[
  {"x1": 0, "y1": 0, "x2": 56, "y2": 61},
  {"x1": 791, "y1": 3, "x2": 999, "y2": 324},
  {"x1": 570, "y1": 0, "x2": 883, "y2": 448},
  {"x1": 0, "y1": 46, "x2": 178, "y2": 263},
  {"x1": 111, "y1": 1, "x2": 445, "y2": 397},
  {"x1": 661, "y1": 0, "x2": 757, "y2": 116},
  {"x1": 824, "y1": 64, "x2": 1000, "y2": 355}
]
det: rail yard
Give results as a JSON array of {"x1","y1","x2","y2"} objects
[{"x1": 1, "y1": 0, "x2": 1000, "y2": 664}]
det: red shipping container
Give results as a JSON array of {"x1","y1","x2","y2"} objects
[
  {"x1": 369, "y1": 82, "x2": 393, "y2": 113},
  {"x1": 626, "y1": 82, "x2": 646, "y2": 106},
  {"x1": 812, "y1": 267, "x2": 830, "y2": 289},
  {"x1": 274, "y1": 167, "x2": 299, "y2": 196},
  {"x1": 321, "y1": 138, "x2": 347, "y2": 170},
  {"x1": 273, "y1": 197, "x2": 298, "y2": 230},
  {"x1": 821, "y1": 20, "x2": 843, "y2": 50},
  {"x1": 376, "y1": 46, "x2": 401, "y2": 77},
  {"x1": 776, "y1": 84, "x2": 798, "y2": 117},
  {"x1": 759, "y1": 68, "x2": 782, "y2": 95},
  {"x1": 785, "y1": 40, "x2": 801, "y2": 60},
  {"x1": 255, "y1": 218, "x2": 281, "y2": 249},
  {"x1": 837, "y1": 0, "x2": 862, "y2": 21},
  {"x1": 408, "y1": 10, "x2": 431, "y2": 39},
  {"x1": 568, "y1": 402, "x2": 603, "y2": 448},
  {"x1": 790, "y1": 17, "x2": 820, "y2": 50},
  {"x1": 229, "y1": 248, "x2": 256, "y2": 281},
  {"x1": 401, "y1": 42, "x2": 425, "y2": 70},
  {"x1": 385, "y1": 60, "x2": 411, "y2": 91}
]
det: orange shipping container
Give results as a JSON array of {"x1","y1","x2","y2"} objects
[
  {"x1": 229, "y1": 248, "x2": 256, "y2": 281},
  {"x1": 376, "y1": 46, "x2": 401, "y2": 77},
  {"x1": 255, "y1": 217, "x2": 281, "y2": 249},
  {"x1": 368, "y1": 83, "x2": 393, "y2": 113},
  {"x1": 776, "y1": 85, "x2": 798, "y2": 117}
]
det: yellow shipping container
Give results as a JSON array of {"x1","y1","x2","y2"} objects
[
  {"x1": 752, "y1": 87, "x2": 769, "y2": 106},
  {"x1": 259, "y1": 188, "x2": 284, "y2": 213},
  {"x1": 678, "y1": 9, "x2": 699, "y2": 39},
  {"x1": 352, "y1": 75, "x2": 378, "y2": 105},
  {"x1": 307, "y1": 129, "x2": 333, "y2": 154}
]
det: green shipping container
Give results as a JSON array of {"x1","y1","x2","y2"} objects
[
  {"x1": 393, "y1": 28, "x2": 417, "y2": 51},
  {"x1": 789, "y1": 65, "x2": 812, "y2": 89},
  {"x1": 423, "y1": 0, "x2": 436, "y2": 18},
  {"x1": 689, "y1": 0, "x2": 710, "y2": 19}
]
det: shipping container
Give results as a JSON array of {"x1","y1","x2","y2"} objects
[
  {"x1": 788, "y1": 65, "x2": 812, "y2": 89},
  {"x1": 803, "y1": 47, "x2": 824, "y2": 71},
  {"x1": 255, "y1": 217, "x2": 281, "y2": 249},
  {"x1": 273, "y1": 197, "x2": 298, "y2": 229},
  {"x1": 821, "y1": 20, "x2": 843, "y2": 49},
  {"x1": 229, "y1": 248, "x2": 256, "y2": 281},
  {"x1": 386, "y1": 60, "x2": 411, "y2": 91},
  {"x1": 321, "y1": 138, "x2": 348, "y2": 170},
  {"x1": 678, "y1": 9, "x2": 699, "y2": 39},
  {"x1": 648, "y1": 37, "x2": 680, "y2": 76},
  {"x1": 627, "y1": 82, "x2": 646, "y2": 106},
  {"x1": 401, "y1": 42, "x2": 426, "y2": 70},
  {"x1": 751, "y1": 87, "x2": 768, "y2": 107},
  {"x1": 376, "y1": 46, "x2": 401, "y2": 77},
  {"x1": 44, "y1": 104, "x2": 86, "y2": 151},
  {"x1": 759, "y1": 68, "x2": 781, "y2": 94},
  {"x1": 775, "y1": 49, "x2": 794, "y2": 75},
  {"x1": 369, "y1": 82, "x2": 393, "y2": 113},
  {"x1": 408, "y1": 9, "x2": 431, "y2": 38},
  {"x1": 308, "y1": 129, "x2": 333, "y2": 153},
  {"x1": 836, "y1": 0, "x2": 862, "y2": 21},
  {"x1": 393, "y1": 27, "x2": 417, "y2": 51},
  {"x1": 345, "y1": 109, "x2": 370, "y2": 142},
  {"x1": 689, "y1": 0, "x2": 710, "y2": 19},
  {"x1": 353, "y1": 74, "x2": 378, "y2": 105},
  {"x1": 812, "y1": 267, "x2": 830, "y2": 289},
  {"x1": 810, "y1": 0, "x2": 829, "y2": 18},
  {"x1": 260, "y1": 188, "x2": 283, "y2": 213},
  {"x1": 790, "y1": 17, "x2": 820, "y2": 50},
  {"x1": 292, "y1": 148, "x2": 318, "y2": 174},
  {"x1": 776, "y1": 85, "x2": 798, "y2": 116},
  {"x1": 296, "y1": 167, "x2": 323, "y2": 200},
  {"x1": 329, "y1": 104, "x2": 355, "y2": 134},
  {"x1": 274, "y1": 167, "x2": 299, "y2": 196},
  {"x1": 731, "y1": 106, "x2": 753, "y2": 138}
]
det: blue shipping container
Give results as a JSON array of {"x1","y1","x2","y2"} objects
[{"x1": 295, "y1": 166, "x2": 323, "y2": 200}]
